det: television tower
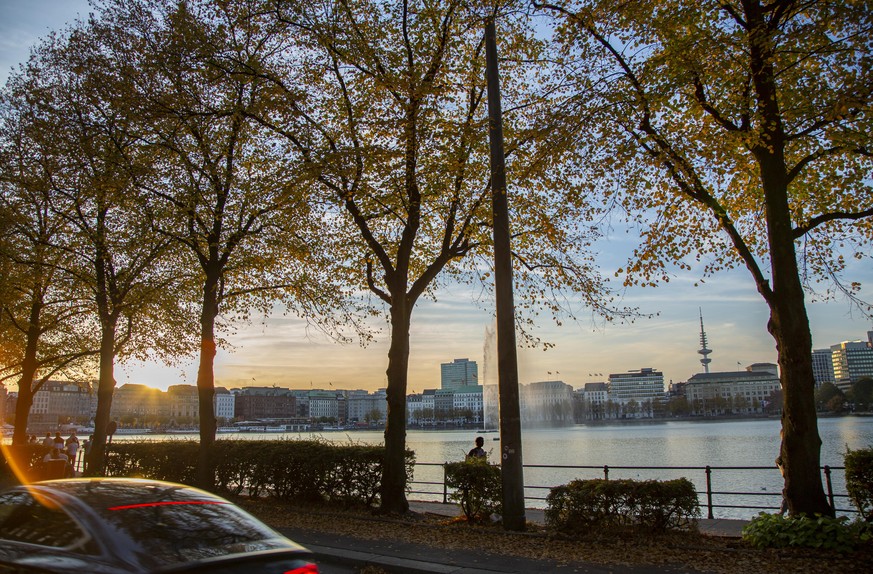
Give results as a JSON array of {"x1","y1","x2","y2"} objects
[{"x1": 698, "y1": 309, "x2": 712, "y2": 373}]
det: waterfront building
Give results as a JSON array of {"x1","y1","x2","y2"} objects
[
  {"x1": 440, "y1": 358, "x2": 478, "y2": 390},
  {"x1": 30, "y1": 380, "x2": 96, "y2": 429},
  {"x1": 578, "y1": 382, "x2": 608, "y2": 420},
  {"x1": 452, "y1": 385, "x2": 483, "y2": 423},
  {"x1": 831, "y1": 334, "x2": 873, "y2": 392},
  {"x1": 812, "y1": 348, "x2": 836, "y2": 386},
  {"x1": 167, "y1": 385, "x2": 199, "y2": 421},
  {"x1": 233, "y1": 387, "x2": 296, "y2": 420},
  {"x1": 434, "y1": 389, "x2": 455, "y2": 419},
  {"x1": 309, "y1": 390, "x2": 339, "y2": 421},
  {"x1": 607, "y1": 368, "x2": 665, "y2": 405},
  {"x1": 685, "y1": 366, "x2": 780, "y2": 415},
  {"x1": 347, "y1": 389, "x2": 387, "y2": 424},
  {"x1": 406, "y1": 393, "x2": 425, "y2": 424},
  {"x1": 111, "y1": 384, "x2": 168, "y2": 420},
  {"x1": 214, "y1": 387, "x2": 235, "y2": 422},
  {"x1": 523, "y1": 381, "x2": 574, "y2": 425}
]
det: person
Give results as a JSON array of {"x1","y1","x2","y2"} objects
[
  {"x1": 53, "y1": 432, "x2": 65, "y2": 450},
  {"x1": 467, "y1": 436, "x2": 486, "y2": 460},
  {"x1": 43, "y1": 432, "x2": 54, "y2": 447},
  {"x1": 82, "y1": 435, "x2": 93, "y2": 472},
  {"x1": 66, "y1": 431, "x2": 80, "y2": 470},
  {"x1": 42, "y1": 447, "x2": 69, "y2": 464}
]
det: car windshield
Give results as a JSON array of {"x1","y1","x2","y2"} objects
[{"x1": 42, "y1": 481, "x2": 294, "y2": 569}]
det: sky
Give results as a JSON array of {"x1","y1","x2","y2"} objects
[{"x1": 2, "y1": 0, "x2": 872, "y2": 393}]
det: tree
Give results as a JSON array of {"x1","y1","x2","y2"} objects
[
  {"x1": 13, "y1": 21, "x2": 197, "y2": 474},
  {"x1": 0, "y1": 76, "x2": 97, "y2": 446},
  {"x1": 92, "y1": 0, "x2": 348, "y2": 487},
  {"x1": 255, "y1": 0, "x2": 627, "y2": 515},
  {"x1": 815, "y1": 382, "x2": 843, "y2": 411},
  {"x1": 852, "y1": 378, "x2": 873, "y2": 412},
  {"x1": 541, "y1": 0, "x2": 872, "y2": 516}
]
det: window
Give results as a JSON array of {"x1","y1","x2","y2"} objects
[{"x1": 0, "y1": 492, "x2": 84, "y2": 548}]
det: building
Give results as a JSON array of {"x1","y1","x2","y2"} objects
[
  {"x1": 167, "y1": 385, "x2": 199, "y2": 422},
  {"x1": 347, "y1": 389, "x2": 386, "y2": 424},
  {"x1": 214, "y1": 387, "x2": 235, "y2": 422},
  {"x1": 579, "y1": 382, "x2": 608, "y2": 420},
  {"x1": 812, "y1": 349, "x2": 835, "y2": 386},
  {"x1": 440, "y1": 358, "x2": 478, "y2": 390},
  {"x1": 522, "y1": 381, "x2": 573, "y2": 425},
  {"x1": 111, "y1": 384, "x2": 168, "y2": 421},
  {"x1": 831, "y1": 334, "x2": 873, "y2": 392},
  {"x1": 452, "y1": 385, "x2": 483, "y2": 423},
  {"x1": 233, "y1": 387, "x2": 296, "y2": 420},
  {"x1": 607, "y1": 368, "x2": 665, "y2": 404},
  {"x1": 685, "y1": 365, "x2": 780, "y2": 415},
  {"x1": 308, "y1": 390, "x2": 339, "y2": 421},
  {"x1": 30, "y1": 380, "x2": 96, "y2": 429}
]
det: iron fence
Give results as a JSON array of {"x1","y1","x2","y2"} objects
[{"x1": 408, "y1": 462, "x2": 854, "y2": 520}]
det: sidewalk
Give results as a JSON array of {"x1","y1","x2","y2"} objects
[{"x1": 274, "y1": 501, "x2": 748, "y2": 574}]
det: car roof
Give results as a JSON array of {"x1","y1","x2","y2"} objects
[{"x1": 1, "y1": 478, "x2": 310, "y2": 572}]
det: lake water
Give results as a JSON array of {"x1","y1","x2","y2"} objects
[{"x1": 106, "y1": 415, "x2": 873, "y2": 519}]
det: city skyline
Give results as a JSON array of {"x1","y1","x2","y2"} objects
[{"x1": 2, "y1": 1, "x2": 872, "y2": 395}]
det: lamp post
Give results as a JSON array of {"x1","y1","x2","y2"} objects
[{"x1": 484, "y1": 13, "x2": 526, "y2": 532}]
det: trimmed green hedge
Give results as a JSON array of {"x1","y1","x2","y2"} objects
[
  {"x1": 101, "y1": 439, "x2": 414, "y2": 506},
  {"x1": 445, "y1": 458, "x2": 502, "y2": 521},
  {"x1": 545, "y1": 478, "x2": 700, "y2": 533},
  {"x1": 845, "y1": 446, "x2": 873, "y2": 521},
  {"x1": 742, "y1": 512, "x2": 873, "y2": 552}
]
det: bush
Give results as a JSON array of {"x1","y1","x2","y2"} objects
[
  {"x1": 845, "y1": 446, "x2": 873, "y2": 521},
  {"x1": 545, "y1": 478, "x2": 700, "y2": 533},
  {"x1": 445, "y1": 458, "x2": 502, "y2": 522},
  {"x1": 742, "y1": 512, "x2": 873, "y2": 552},
  {"x1": 102, "y1": 439, "x2": 414, "y2": 507}
]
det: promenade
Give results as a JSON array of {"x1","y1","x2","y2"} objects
[{"x1": 272, "y1": 500, "x2": 749, "y2": 574}]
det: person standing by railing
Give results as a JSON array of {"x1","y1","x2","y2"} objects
[{"x1": 66, "y1": 431, "x2": 80, "y2": 474}]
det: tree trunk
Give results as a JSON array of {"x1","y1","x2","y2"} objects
[
  {"x1": 196, "y1": 273, "x2": 219, "y2": 489},
  {"x1": 86, "y1": 324, "x2": 118, "y2": 476},
  {"x1": 380, "y1": 299, "x2": 412, "y2": 514},
  {"x1": 745, "y1": 0, "x2": 832, "y2": 517},
  {"x1": 12, "y1": 291, "x2": 44, "y2": 446},
  {"x1": 764, "y1": 182, "x2": 832, "y2": 515}
]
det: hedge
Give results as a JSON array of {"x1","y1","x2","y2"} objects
[
  {"x1": 4, "y1": 439, "x2": 414, "y2": 507},
  {"x1": 845, "y1": 446, "x2": 873, "y2": 521},
  {"x1": 545, "y1": 478, "x2": 700, "y2": 533},
  {"x1": 444, "y1": 458, "x2": 502, "y2": 521}
]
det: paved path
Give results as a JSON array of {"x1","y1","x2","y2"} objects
[{"x1": 275, "y1": 500, "x2": 748, "y2": 574}]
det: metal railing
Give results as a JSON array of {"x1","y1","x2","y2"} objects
[{"x1": 408, "y1": 462, "x2": 854, "y2": 520}]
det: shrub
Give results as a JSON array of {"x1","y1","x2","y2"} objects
[
  {"x1": 445, "y1": 458, "x2": 502, "y2": 522},
  {"x1": 101, "y1": 439, "x2": 414, "y2": 507},
  {"x1": 845, "y1": 446, "x2": 873, "y2": 521},
  {"x1": 742, "y1": 512, "x2": 873, "y2": 552},
  {"x1": 545, "y1": 478, "x2": 700, "y2": 533}
]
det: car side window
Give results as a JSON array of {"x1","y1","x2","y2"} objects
[{"x1": 0, "y1": 492, "x2": 83, "y2": 548}]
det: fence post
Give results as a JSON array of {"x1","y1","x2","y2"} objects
[
  {"x1": 824, "y1": 465, "x2": 835, "y2": 511},
  {"x1": 705, "y1": 465, "x2": 714, "y2": 519},
  {"x1": 603, "y1": 465, "x2": 609, "y2": 481},
  {"x1": 443, "y1": 461, "x2": 448, "y2": 504}
]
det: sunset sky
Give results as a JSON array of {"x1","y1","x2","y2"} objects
[{"x1": 3, "y1": 0, "x2": 871, "y2": 393}]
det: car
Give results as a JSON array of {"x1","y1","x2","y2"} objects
[{"x1": 0, "y1": 477, "x2": 318, "y2": 573}]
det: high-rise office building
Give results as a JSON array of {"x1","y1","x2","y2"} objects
[
  {"x1": 440, "y1": 358, "x2": 478, "y2": 390},
  {"x1": 831, "y1": 334, "x2": 873, "y2": 392},
  {"x1": 607, "y1": 368, "x2": 665, "y2": 403},
  {"x1": 811, "y1": 348, "x2": 835, "y2": 387}
]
